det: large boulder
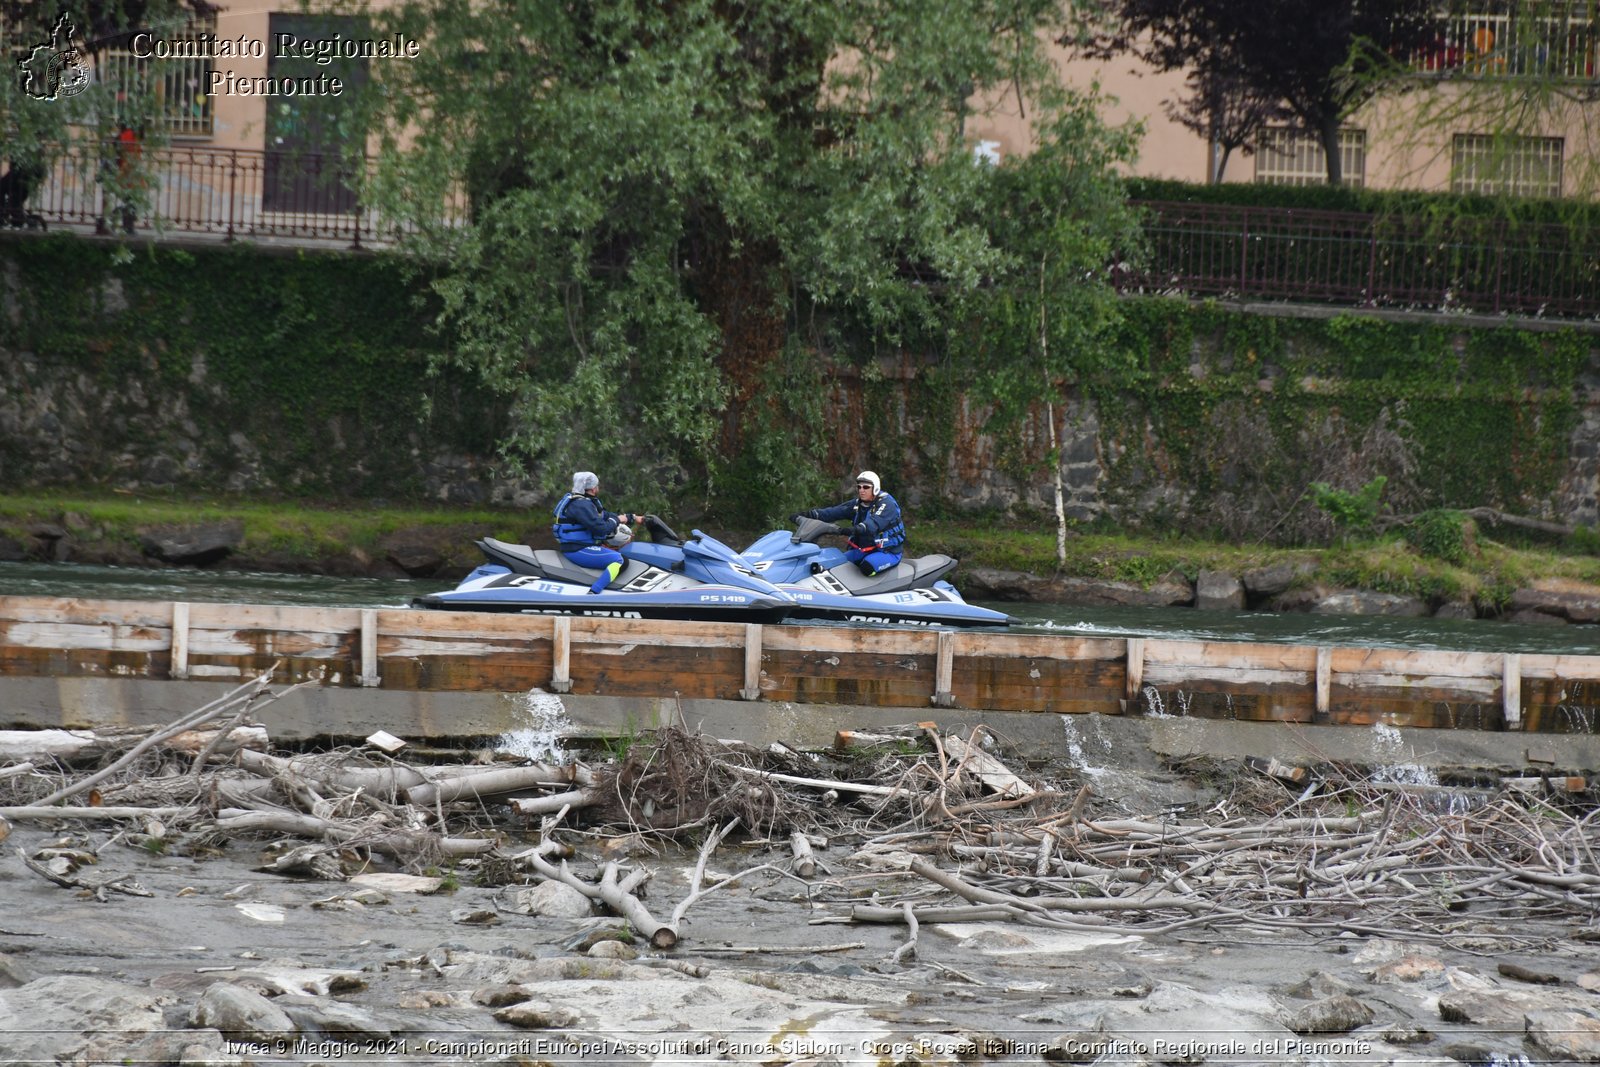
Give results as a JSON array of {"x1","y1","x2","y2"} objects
[
  {"x1": 0, "y1": 975, "x2": 168, "y2": 1063},
  {"x1": 1507, "y1": 579, "x2": 1600, "y2": 624},
  {"x1": 140, "y1": 521, "x2": 245, "y2": 566}
]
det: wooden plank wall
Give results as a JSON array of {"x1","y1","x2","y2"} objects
[{"x1": 2, "y1": 595, "x2": 1598, "y2": 733}]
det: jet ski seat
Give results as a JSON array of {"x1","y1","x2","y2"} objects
[{"x1": 827, "y1": 554, "x2": 958, "y2": 595}]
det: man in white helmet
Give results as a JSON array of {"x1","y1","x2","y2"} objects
[
  {"x1": 792, "y1": 470, "x2": 906, "y2": 576},
  {"x1": 552, "y1": 471, "x2": 646, "y2": 593}
]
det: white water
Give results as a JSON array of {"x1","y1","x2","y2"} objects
[{"x1": 494, "y1": 688, "x2": 575, "y2": 764}]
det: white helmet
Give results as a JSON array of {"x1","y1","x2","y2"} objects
[
  {"x1": 572, "y1": 471, "x2": 599, "y2": 494},
  {"x1": 856, "y1": 470, "x2": 881, "y2": 495},
  {"x1": 605, "y1": 523, "x2": 632, "y2": 547}
]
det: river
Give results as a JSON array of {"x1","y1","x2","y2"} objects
[{"x1": 2, "y1": 560, "x2": 1595, "y2": 656}]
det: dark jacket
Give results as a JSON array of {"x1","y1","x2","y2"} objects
[
  {"x1": 552, "y1": 493, "x2": 621, "y2": 548},
  {"x1": 808, "y1": 492, "x2": 906, "y2": 550}
]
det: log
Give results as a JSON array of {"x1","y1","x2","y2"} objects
[
  {"x1": 406, "y1": 764, "x2": 592, "y2": 807},
  {"x1": 940, "y1": 733, "x2": 1033, "y2": 799},
  {"x1": 523, "y1": 851, "x2": 677, "y2": 949},
  {"x1": 728, "y1": 765, "x2": 900, "y2": 796},
  {"x1": 0, "y1": 805, "x2": 196, "y2": 820},
  {"x1": 0, "y1": 730, "x2": 107, "y2": 763},
  {"x1": 790, "y1": 831, "x2": 817, "y2": 878},
  {"x1": 213, "y1": 809, "x2": 495, "y2": 859},
  {"x1": 163, "y1": 726, "x2": 270, "y2": 757},
  {"x1": 507, "y1": 789, "x2": 596, "y2": 816}
]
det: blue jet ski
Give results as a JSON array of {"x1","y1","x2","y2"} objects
[
  {"x1": 411, "y1": 522, "x2": 794, "y2": 624},
  {"x1": 738, "y1": 516, "x2": 1011, "y2": 629}
]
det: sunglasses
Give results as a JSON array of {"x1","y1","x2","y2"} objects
[{"x1": 857, "y1": 483, "x2": 873, "y2": 489}]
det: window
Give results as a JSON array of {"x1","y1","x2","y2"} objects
[
  {"x1": 1451, "y1": 134, "x2": 1564, "y2": 197},
  {"x1": 99, "y1": 18, "x2": 215, "y2": 137},
  {"x1": 1253, "y1": 128, "x2": 1366, "y2": 187},
  {"x1": 1415, "y1": 4, "x2": 1598, "y2": 80}
]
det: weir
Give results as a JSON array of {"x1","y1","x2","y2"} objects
[{"x1": 2, "y1": 596, "x2": 1598, "y2": 752}]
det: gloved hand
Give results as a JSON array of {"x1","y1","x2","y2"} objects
[{"x1": 850, "y1": 523, "x2": 869, "y2": 543}]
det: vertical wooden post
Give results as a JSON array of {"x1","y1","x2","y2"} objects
[
  {"x1": 1314, "y1": 646, "x2": 1332, "y2": 723},
  {"x1": 1503, "y1": 653, "x2": 1522, "y2": 730},
  {"x1": 1125, "y1": 638, "x2": 1145, "y2": 708},
  {"x1": 170, "y1": 601, "x2": 190, "y2": 681},
  {"x1": 550, "y1": 616, "x2": 572, "y2": 694},
  {"x1": 932, "y1": 629, "x2": 955, "y2": 708},
  {"x1": 740, "y1": 624, "x2": 763, "y2": 700},
  {"x1": 358, "y1": 609, "x2": 380, "y2": 687}
]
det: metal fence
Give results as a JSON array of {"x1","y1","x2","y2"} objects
[
  {"x1": 1131, "y1": 200, "x2": 1600, "y2": 320},
  {"x1": 4, "y1": 145, "x2": 1597, "y2": 320},
  {"x1": 3, "y1": 141, "x2": 462, "y2": 247}
]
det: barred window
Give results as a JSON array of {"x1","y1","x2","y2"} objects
[
  {"x1": 99, "y1": 18, "x2": 215, "y2": 137},
  {"x1": 1451, "y1": 134, "x2": 1563, "y2": 197},
  {"x1": 1253, "y1": 128, "x2": 1366, "y2": 187}
]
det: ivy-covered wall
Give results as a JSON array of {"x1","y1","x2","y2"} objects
[
  {"x1": 1, "y1": 236, "x2": 1595, "y2": 539},
  {"x1": 0, "y1": 236, "x2": 513, "y2": 505}
]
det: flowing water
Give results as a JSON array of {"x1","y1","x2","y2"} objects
[{"x1": 1, "y1": 559, "x2": 1596, "y2": 655}]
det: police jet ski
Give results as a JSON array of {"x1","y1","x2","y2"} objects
[
  {"x1": 739, "y1": 517, "x2": 1011, "y2": 629},
  {"x1": 411, "y1": 520, "x2": 794, "y2": 624}
]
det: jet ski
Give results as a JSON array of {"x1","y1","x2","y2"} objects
[
  {"x1": 411, "y1": 522, "x2": 794, "y2": 623},
  {"x1": 739, "y1": 516, "x2": 1012, "y2": 628}
]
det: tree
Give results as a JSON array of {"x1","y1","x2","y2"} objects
[
  {"x1": 352, "y1": 0, "x2": 1136, "y2": 521},
  {"x1": 1164, "y1": 67, "x2": 1283, "y2": 184},
  {"x1": 952, "y1": 93, "x2": 1144, "y2": 565},
  {"x1": 1075, "y1": 0, "x2": 1440, "y2": 185}
]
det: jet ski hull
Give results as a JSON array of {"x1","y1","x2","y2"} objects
[
  {"x1": 778, "y1": 581, "x2": 1012, "y2": 628},
  {"x1": 411, "y1": 566, "x2": 794, "y2": 624}
]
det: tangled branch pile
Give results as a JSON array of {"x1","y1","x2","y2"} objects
[{"x1": 4, "y1": 670, "x2": 1598, "y2": 953}]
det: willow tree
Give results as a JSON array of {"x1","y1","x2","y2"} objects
[{"x1": 352, "y1": 0, "x2": 1136, "y2": 520}]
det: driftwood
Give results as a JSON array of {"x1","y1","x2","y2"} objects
[
  {"x1": 213, "y1": 809, "x2": 495, "y2": 861},
  {"x1": 523, "y1": 850, "x2": 677, "y2": 949}
]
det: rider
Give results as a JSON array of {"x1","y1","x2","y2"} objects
[
  {"x1": 792, "y1": 470, "x2": 905, "y2": 576},
  {"x1": 552, "y1": 471, "x2": 646, "y2": 593}
]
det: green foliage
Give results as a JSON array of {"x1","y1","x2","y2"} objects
[
  {"x1": 1310, "y1": 476, "x2": 1388, "y2": 538},
  {"x1": 1405, "y1": 509, "x2": 1474, "y2": 565},
  {"x1": 0, "y1": 238, "x2": 493, "y2": 501},
  {"x1": 356, "y1": 0, "x2": 1132, "y2": 512}
]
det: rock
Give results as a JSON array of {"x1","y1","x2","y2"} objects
[
  {"x1": 587, "y1": 939, "x2": 638, "y2": 960},
  {"x1": 1194, "y1": 569, "x2": 1244, "y2": 611},
  {"x1": 514, "y1": 880, "x2": 594, "y2": 918},
  {"x1": 1242, "y1": 558, "x2": 1316, "y2": 597},
  {"x1": 1310, "y1": 591, "x2": 1430, "y2": 617},
  {"x1": 492, "y1": 999, "x2": 582, "y2": 1029},
  {"x1": 140, "y1": 521, "x2": 244, "y2": 566},
  {"x1": 1283, "y1": 993, "x2": 1374, "y2": 1034},
  {"x1": 190, "y1": 982, "x2": 297, "y2": 1040},
  {"x1": 1526, "y1": 1010, "x2": 1600, "y2": 1063},
  {"x1": 1433, "y1": 601, "x2": 1477, "y2": 619},
  {"x1": 1508, "y1": 608, "x2": 1568, "y2": 625},
  {"x1": 1508, "y1": 579, "x2": 1600, "y2": 624},
  {"x1": 274, "y1": 995, "x2": 394, "y2": 1036},
  {"x1": 0, "y1": 534, "x2": 26, "y2": 561},
  {"x1": 1052, "y1": 575, "x2": 1194, "y2": 608},
  {"x1": 0, "y1": 951, "x2": 34, "y2": 988},
  {"x1": 450, "y1": 907, "x2": 499, "y2": 925},
  {"x1": 1437, "y1": 988, "x2": 1543, "y2": 1028},
  {"x1": 1044, "y1": 1032, "x2": 1143, "y2": 1062},
  {"x1": 471, "y1": 984, "x2": 532, "y2": 1008},
  {"x1": 0, "y1": 975, "x2": 168, "y2": 1064},
  {"x1": 1371, "y1": 955, "x2": 1447, "y2": 983},
  {"x1": 349, "y1": 873, "x2": 444, "y2": 894},
  {"x1": 380, "y1": 528, "x2": 447, "y2": 577}
]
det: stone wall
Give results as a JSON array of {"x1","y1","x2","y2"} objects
[{"x1": 3, "y1": 238, "x2": 1596, "y2": 535}]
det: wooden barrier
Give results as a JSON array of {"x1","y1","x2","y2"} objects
[{"x1": 1, "y1": 595, "x2": 1598, "y2": 733}]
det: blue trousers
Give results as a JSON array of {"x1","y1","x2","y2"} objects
[
  {"x1": 562, "y1": 545, "x2": 623, "y2": 592},
  {"x1": 844, "y1": 545, "x2": 901, "y2": 576}
]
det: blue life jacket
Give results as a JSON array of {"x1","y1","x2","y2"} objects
[{"x1": 552, "y1": 493, "x2": 600, "y2": 547}]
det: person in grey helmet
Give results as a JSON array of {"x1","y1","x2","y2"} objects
[
  {"x1": 792, "y1": 470, "x2": 906, "y2": 576},
  {"x1": 551, "y1": 471, "x2": 646, "y2": 593}
]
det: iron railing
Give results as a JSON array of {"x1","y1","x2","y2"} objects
[
  {"x1": 1413, "y1": 4, "x2": 1599, "y2": 79},
  {"x1": 3, "y1": 146, "x2": 1597, "y2": 320},
  {"x1": 4, "y1": 141, "x2": 463, "y2": 247},
  {"x1": 1130, "y1": 200, "x2": 1600, "y2": 319}
]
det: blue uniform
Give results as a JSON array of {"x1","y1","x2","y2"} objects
[
  {"x1": 806, "y1": 492, "x2": 905, "y2": 575},
  {"x1": 553, "y1": 493, "x2": 626, "y2": 592}
]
